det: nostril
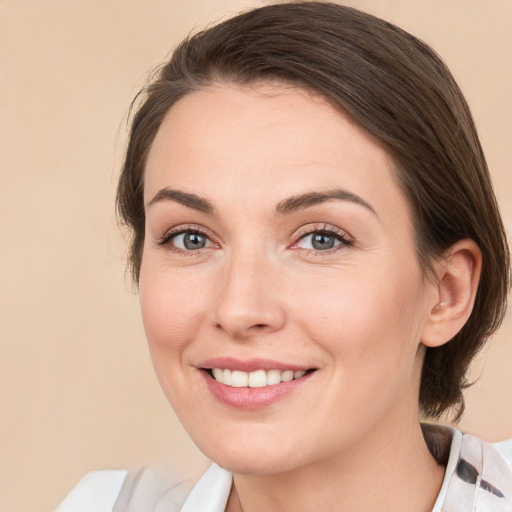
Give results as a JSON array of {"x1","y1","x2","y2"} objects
[{"x1": 213, "y1": 300, "x2": 286, "y2": 338}]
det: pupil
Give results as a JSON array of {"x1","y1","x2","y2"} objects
[
  {"x1": 312, "y1": 233, "x2": 334, "y2": 250},
  {"x1": 184, "y1": 233, "x2": 206, "y2": 250}
]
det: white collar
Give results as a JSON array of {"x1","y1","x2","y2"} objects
[
  {"x1": 431, "y1": 427, "x2": 463, "y2": 511},
  {"x1": 179, "y1": 463, "x2": 232, "y2": 512},
  {"x1": 179, "y1": 428, "x2": 512, "y2": 512}
]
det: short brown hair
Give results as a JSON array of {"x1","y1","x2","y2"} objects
[{"x1": 117, "y1": 2, "x2": 510, "y2": 420}]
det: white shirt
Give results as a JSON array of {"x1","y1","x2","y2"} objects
[{"x1": 56, "y1": 427, "x2": 512, "y2": 512}]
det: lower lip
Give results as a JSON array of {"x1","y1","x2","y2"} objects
[{"x1": 200, "y1": 370, "x2": 315, "y2": 410}]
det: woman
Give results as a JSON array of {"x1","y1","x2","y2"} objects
[{"x1": 57, "y1": 2, "x2": 511, "y2": 511}]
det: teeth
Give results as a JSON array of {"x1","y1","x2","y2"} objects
[
  {"x1": 223, "y1": 369, "x2": 232, "y2": 386},
  {"x1": 231, "y1": 370, "x2": 248, "y2": 387},
  {"x1": 281, "y1": 370, "x2": 294, "y2": 382},
  {"x1": 248, "y1": 369, "x2": 267, "y2": 388},
  {"x1": 210, "y1": 368, "x2": 309, "y2": 387},
  {"x1": 266, "y1": 369, "x2": 281, "y2": 386}
]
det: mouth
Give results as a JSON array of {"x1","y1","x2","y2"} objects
[
  {"x1": 205, "y1": 368, "x2": 316, "y2": 388},
  {"x1": 197, "y1": 357, "x2": 318, "y2": 409}
]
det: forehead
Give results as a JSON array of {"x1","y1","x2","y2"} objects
[{"x1": 144, "y1": 83, "x2": 409, "y2": 223}]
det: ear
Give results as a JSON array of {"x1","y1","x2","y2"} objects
[{"x1": 421, "y1": 239, "x2": 482, "y2": 348}]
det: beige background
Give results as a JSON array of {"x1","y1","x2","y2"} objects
[{"x1": 1, "y1": 1, "x2": 511, "y2": 511}]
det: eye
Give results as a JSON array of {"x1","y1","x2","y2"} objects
[
  {"x1": 293, "y1": 225, "x2": 353, "y2": 253},
  {"x1": 157, "y1": 227, "x2": 216, "y2": 253},
  {"x1": 297, "y1": 232, "x2": 341, "y2": 250},
  {"x1": 173, "y1": 231, "x2": 211, "y2": 250}
]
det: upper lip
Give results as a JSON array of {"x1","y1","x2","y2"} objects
[{"x1": 198, "y1": 357, "x2": 313, "y2": 372}]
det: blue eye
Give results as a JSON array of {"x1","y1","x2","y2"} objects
[
  {"x1": 172, "y1": 232, "x2": 211, "y2": 250},
  {"x1": 158, "y1": 229, "x2": 214, "y2": 252},
  {"x1": 296, "y1": 229, "x2": 351, "y2": 251}
]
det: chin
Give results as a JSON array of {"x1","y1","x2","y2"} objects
[
  {"x1": 190, "y1": 429, "x2": 308, "y2": 475},
  {"x1": 208, "y1": 450, "x2": 301, "y2": 476}
]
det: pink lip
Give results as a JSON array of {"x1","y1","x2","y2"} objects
[
  {"x1": 198, "y1": 357, "x2": 310, "y2": 372},
  {"x1": 197, "y1": 363, "x2": 316, "y2": 410}
]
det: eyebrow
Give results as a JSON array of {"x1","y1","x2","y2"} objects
[
  {"x1": 274, "y1": 189, "x2": 377, "y2": 216},
  {"x1": 147, "y1": 188, "x2": 215, "y2": 214},
  {"x1": 147, "y1": 187, "x2": 376, "y2": 217}
]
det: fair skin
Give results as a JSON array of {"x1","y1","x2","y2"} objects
[{"x1": 139, "y1": 83, "x2": 481, "y2": 512}]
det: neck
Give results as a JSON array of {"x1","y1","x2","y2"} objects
[{"x1": 226, "y1": 415, "x2": 445, "y2": 512}]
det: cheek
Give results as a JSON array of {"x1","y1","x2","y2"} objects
[
  {"x1": 138, "y1": 265, "x2": 213, "y2": 418},
  {"x1": 292, "y1": 263, "x2": 426, "y2": 371},
  {"x1": 139, "y1": 265, "x2": 207, "y2": 361}
]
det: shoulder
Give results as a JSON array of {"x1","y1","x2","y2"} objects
[
  {"x1": 494, "y1": 438, "x2": 512, "y2": 467},
  {"x1": 55, "y1": 466, "x2": 199, "y2": 512},
  {"x1": 443, "y1": 431, "x2": 512, "y2": 512},
  {"x1": 55, "y1": 470, "x2": 128, "y2": 512}
]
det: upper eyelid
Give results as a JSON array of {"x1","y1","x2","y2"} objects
[
  {"x1": 155, "y1": 223, "x2": 353, "y2": 248},
  {"x1": 157, "y1": 224, "x2": 214, "y2": 245},
  {"x1": 289, "y1": 225, "x2": 355, "y2": 253},
  {"x1": 161, "y1": 223, "x2": 211, "y2": 237},
  {"x1": 292, "y1": 223, "x2": 353, "y2": 241}
]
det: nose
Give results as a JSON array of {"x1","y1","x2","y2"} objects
[{"x1": 212, "y1": 250, "x2": 286, "y2": 340}]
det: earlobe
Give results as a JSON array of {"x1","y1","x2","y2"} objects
[{"x1": 421, "y1": 239, "x2": 482, "y2": 348}]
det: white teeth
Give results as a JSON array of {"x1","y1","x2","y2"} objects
[
  {"x1": 231, "y1": 370, "x2": 248, "y2": 387},
  {"x1": 266, "y1": 369, "x2": 281, "y2": 386},
  {"x1": 281, "y1": 370, "x2": 294, "y2": 382},
  {"x1": 248, "y1": 369, "x2": 267, "y2": 388},
  {"x1": 210, "y1": 368, "x2": 309, "y2": 387},
  {"x1": 222, "y1": 369, "x2": 232, "y2": 386}
]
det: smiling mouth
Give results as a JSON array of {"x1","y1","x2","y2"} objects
[{"x1": 206, "y1": 368, "x2": 316, "y2": 388}]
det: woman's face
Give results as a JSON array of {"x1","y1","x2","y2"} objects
[{"x1": 140, "y1": 83, "x2": 436, "y2": 474}]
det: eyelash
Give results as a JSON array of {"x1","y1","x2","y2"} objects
[
  {"x1": 292, "y1": 224, "x2": 354, "y2": 255},
  {"x1": 156, "y1": 225, "x2": 216, "y2": 256},
  {"x1": 156, "y1": 223, "x2": 353, "y2": 256}
]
